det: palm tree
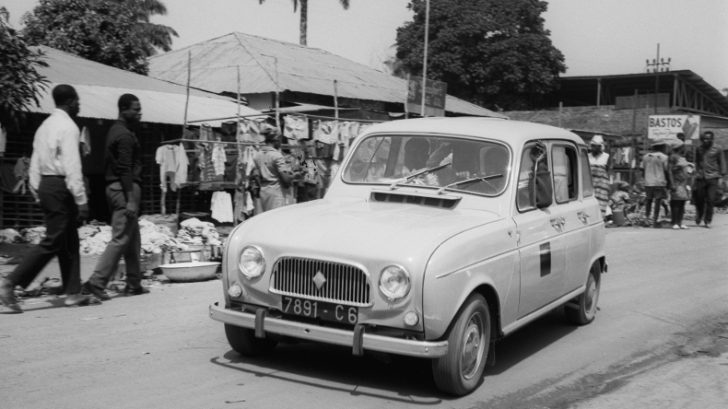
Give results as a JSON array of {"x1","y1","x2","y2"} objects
[
  {"x1": 127, "y1": 0, "x2": 178, "y2": 55},
  {"x1": 257, "y1": 0, "x2": 350, "y2": 46}
]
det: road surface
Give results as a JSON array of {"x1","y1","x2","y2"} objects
[{"x1": 1, "y1": 215, "x2": 727, "y2": 409}]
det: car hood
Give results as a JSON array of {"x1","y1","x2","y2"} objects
[{"x1": 231, "y1": 197, "x2": 502, "y2": 263}]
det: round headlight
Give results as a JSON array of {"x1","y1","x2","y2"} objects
[
  {"x1": 238, "y1": 246, "x2": 265, "y2": 279},
  {"x1": 379, "y1": 265, "x2": 411, "y2": 302}
]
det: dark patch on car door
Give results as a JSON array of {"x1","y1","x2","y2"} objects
[{"x1": 540, "y1": 242, "x2": 551, "y2": 277}]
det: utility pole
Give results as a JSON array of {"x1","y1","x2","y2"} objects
[
  {"x1": 420, "y1": 0, "x2": 430, "y2": 117},
  {"x1": 645, "y1": 43, "x2": 671, "y2": 114}
]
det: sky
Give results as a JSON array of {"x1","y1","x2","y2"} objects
[{"x1": 4, "y1": 0, "x2": 728, "y2": 92}]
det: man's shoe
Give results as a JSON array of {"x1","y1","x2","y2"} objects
[
  {"x1": 123, "y1": 285, "x2": 150, "y2": 296},
  {"x1": 0, "y1": 278, "x2": 22, "y2": 313},
  {"x1": 704, "y1": 223, "x2": 711, "y2": 229},
  {"x1": 64, "y1": 293, "x2": 90, "y2": 307},
  {"x1": 82, "y1": 282, "x2": 111, "y2": 301}
]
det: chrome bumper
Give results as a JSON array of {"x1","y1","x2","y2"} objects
[{"x1": 209, "y1": 302, "x2": 448, "y2": 358}]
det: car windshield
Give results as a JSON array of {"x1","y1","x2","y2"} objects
[{"x1": 342, "y1": 134, "x2": 511, "y2": 196}]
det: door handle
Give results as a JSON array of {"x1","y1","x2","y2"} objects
[
  {"x1": 577, "y1": 211, "x2": 590, "y2": 224},
  {"x1": 550, "y1": 217, "x2": 565, "y2": 232}
]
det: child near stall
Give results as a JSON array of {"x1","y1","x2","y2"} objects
[{"x1": 608, "y1": 181, "x2": 632, "y2": 226}]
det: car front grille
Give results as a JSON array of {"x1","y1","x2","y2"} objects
[{"x1": 271, "y1": 257, "x2": 371, "y2": 306}]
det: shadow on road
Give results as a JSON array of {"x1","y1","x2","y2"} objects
[{"x1": 208, "y1": 308, "x2": 579, "y2": 402}]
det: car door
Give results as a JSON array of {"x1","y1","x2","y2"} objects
[
  {"x1": 513, "y1": 141, "x2": 567, "y2": 317},
  {"x1": 551, "y1": 142, "x2": 592, "y2": 293}
]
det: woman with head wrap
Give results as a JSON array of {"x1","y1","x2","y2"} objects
[{"x1": 588, "y1": 135, "x2": 611, "y2": 219}]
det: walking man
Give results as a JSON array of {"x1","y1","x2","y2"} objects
[
  {"x1": 83, "y1": 94, "x2": 148, "y2": 300},
  {"x1": 0, "y1": 84, "x2": 90, "y2": 313},
  {"x1": 693, "y1": 131, "x2": 726, "y2": 228}
]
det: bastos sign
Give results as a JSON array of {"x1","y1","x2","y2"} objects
[{"x1": 647, "y1": 114, "x2": 701, "y2": 140}]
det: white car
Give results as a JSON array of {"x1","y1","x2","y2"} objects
[{"x1": 210, "y1": 117, "x2": 606, "y2": 395}]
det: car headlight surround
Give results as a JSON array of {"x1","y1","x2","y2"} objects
[
  {"x1": 379, "y1": 265, "x2": 411, "y2": 302},
  {"x1": 238, "y1": 245, "x2": 265, "y2": 279}
]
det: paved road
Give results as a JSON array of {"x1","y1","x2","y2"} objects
[{"x1": 1, "y1": 215, "x2": 727, "y2": 409}]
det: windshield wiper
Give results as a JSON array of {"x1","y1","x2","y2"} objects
[
  {"x1": 389, "y1": 161, "x2": 452, "y2": 189},
  {"x1": 437, "y1": 173, "x2": 503, "y2": 194}
]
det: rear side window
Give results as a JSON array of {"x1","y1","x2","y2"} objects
[
  {"x1": 552, "y1": 144, "x2": 579, "y2": 203},
  {"x1": 517, "y1": 143, "x2": 551, "y2": 212},
  {"x1": 580, "y1": 148, "x2": 594, "y2": 197}
]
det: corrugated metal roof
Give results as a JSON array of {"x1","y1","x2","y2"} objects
[
  {"x1": 27, "y1": 46, "x2": 263, "y2": 126},
  {"x1": 149, "y1": 33, "x2": 507, "y2": 119}
]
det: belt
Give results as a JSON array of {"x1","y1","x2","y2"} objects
[{"x1": 42, "y1": 175, "x2": 65, "y2": 179}]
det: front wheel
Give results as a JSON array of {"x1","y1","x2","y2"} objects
[
  {"x1": 432, "y1": 294, "x2": 491, "y2": 396},
  {"x1": 565, "y1": 264, "x2": 601, "y2": 325},
  {"x1": 224, "y1": 324, "x2": 277, "y2": 356}
]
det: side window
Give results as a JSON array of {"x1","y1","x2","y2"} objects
[
  {"x1": 552, "y1": 144, "x2": 579, "y2": 203},
  {"x1": 517, "y1": 143, "x2": 550, "y2": 212},
  {"x1": 580, "y1": 148, "x2": 594, "y2": 197}
]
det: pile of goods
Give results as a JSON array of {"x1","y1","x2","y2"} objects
[{"x1": 0, "y1": 216, "x2": 224, "y2": 257}]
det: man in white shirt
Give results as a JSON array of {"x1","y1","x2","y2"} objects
[{"x1": 0, "y1": 84, "x2": 90, "y2": 313}]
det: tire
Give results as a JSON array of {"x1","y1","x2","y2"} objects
[
  {"x1": 224, "y1": 324, "x2": 277, "y2": 356},
  {"x1": 432, "y1": 294, "x2": 491, "y2": 396},
  {"x1": 565, "y1": 264, "x2": 600, "y2": 325}
]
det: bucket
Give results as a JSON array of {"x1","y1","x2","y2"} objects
[{"x1": 613, "y1": 210, "x2": 626, "y2": 226}]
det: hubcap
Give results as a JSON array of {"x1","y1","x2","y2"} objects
[{"x1": 460, "y1": 313, "x2": 485, "y2": 380}]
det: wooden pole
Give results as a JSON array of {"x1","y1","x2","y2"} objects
[
  {"x1": 333, "y1": 79, "x2": 339, "y2": 122},
  {"x1": 183, "y1": 50, "x2": 191, "y2": 126}
]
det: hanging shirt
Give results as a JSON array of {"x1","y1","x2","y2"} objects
[
  {"x1": 210, "y1": 191, "x2": 234, "y2": 223},
  {"x1": 211, "y1": 143, "x2": 227, "y2": 176},
  {"x1": 28, "y1": 108, "x2": 87, "y2": 205}
]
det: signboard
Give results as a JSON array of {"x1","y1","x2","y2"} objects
[
  {"x1": 647, "y1": 114, "x2": 701, "y2": 140},
  {"x1": 406, "y1": 76, "x2": 447, "y2": 117}
]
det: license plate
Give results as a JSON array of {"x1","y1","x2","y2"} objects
[{"x1": 281, "y1": 296, "x2": 358, "y2": 325}]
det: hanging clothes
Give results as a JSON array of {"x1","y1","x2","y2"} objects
[
  {"x1": 210, "y1": 191, "x2": 234, "y2": 223},
  {"x1": 156, "y1": 144, "x2": 178, "y2": 192},
  {"x1": 211, "y1": 143, "x2": 227, "y2": 176}
]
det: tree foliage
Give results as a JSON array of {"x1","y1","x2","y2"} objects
[
  {"x1": 257, "y1": 0, "x2": 350, "y2": 46},
  {"x1": 21, "y1": 0, "x2": 177, "y2": 75},
  {"x1": 395, "y1": 0, "x2": 566, "y2": 110},
  {"x1": 0, "y1": 7, "x2": 48, "y2": 121}
]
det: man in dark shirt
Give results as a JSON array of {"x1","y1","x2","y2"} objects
[
  {"x1": 83, "y1": 94, "x2": 148, "y2": 299},
  {"x1": 693, "y1": 131, "x2": 726, "y2": 228}
]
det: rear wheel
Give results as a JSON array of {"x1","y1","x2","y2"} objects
[
  {"x1": 224, "y1": 324, "x2": 277, "y2": 356},
  {"x1": 565, "y1": 264, "x2": 600, "y2": 325},
  {"x1": 432, "y1": 294, "x2": 491, "y2": 396}
]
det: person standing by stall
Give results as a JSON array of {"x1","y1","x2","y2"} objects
[
  {"x1": 668, "y1": 142, "x2": 694, "y2": 229},
  {"x1": 692, "y1": 131, "x2": 726, "y2": 228},
  {"x1": 588, "y1": 135, "x2": 611, "y2": 220},
  {"x1": 0, "y1": 85, "x2": 90, "y2": 313},
  {"x1": 641, "y1": 142, "x2": 669, "y2": 227},
  {"x1": 252, "y1": 127, "x2": 294, "y2": 212}
]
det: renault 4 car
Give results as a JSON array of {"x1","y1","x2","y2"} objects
[{"x1": 210, "y1": 117, "x2": 606, "y2": 396}]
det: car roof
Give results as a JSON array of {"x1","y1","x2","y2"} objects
[{"x1": 362, "y1": 117, "x2": 585, "y2": 147}]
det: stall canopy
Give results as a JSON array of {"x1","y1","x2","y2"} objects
[
  {"x1": 25, "y1": 46, "x2": 263, "y2": 126},
  {"x1": 149, "y1": 32, "x2": 507, "y2": 119}
]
